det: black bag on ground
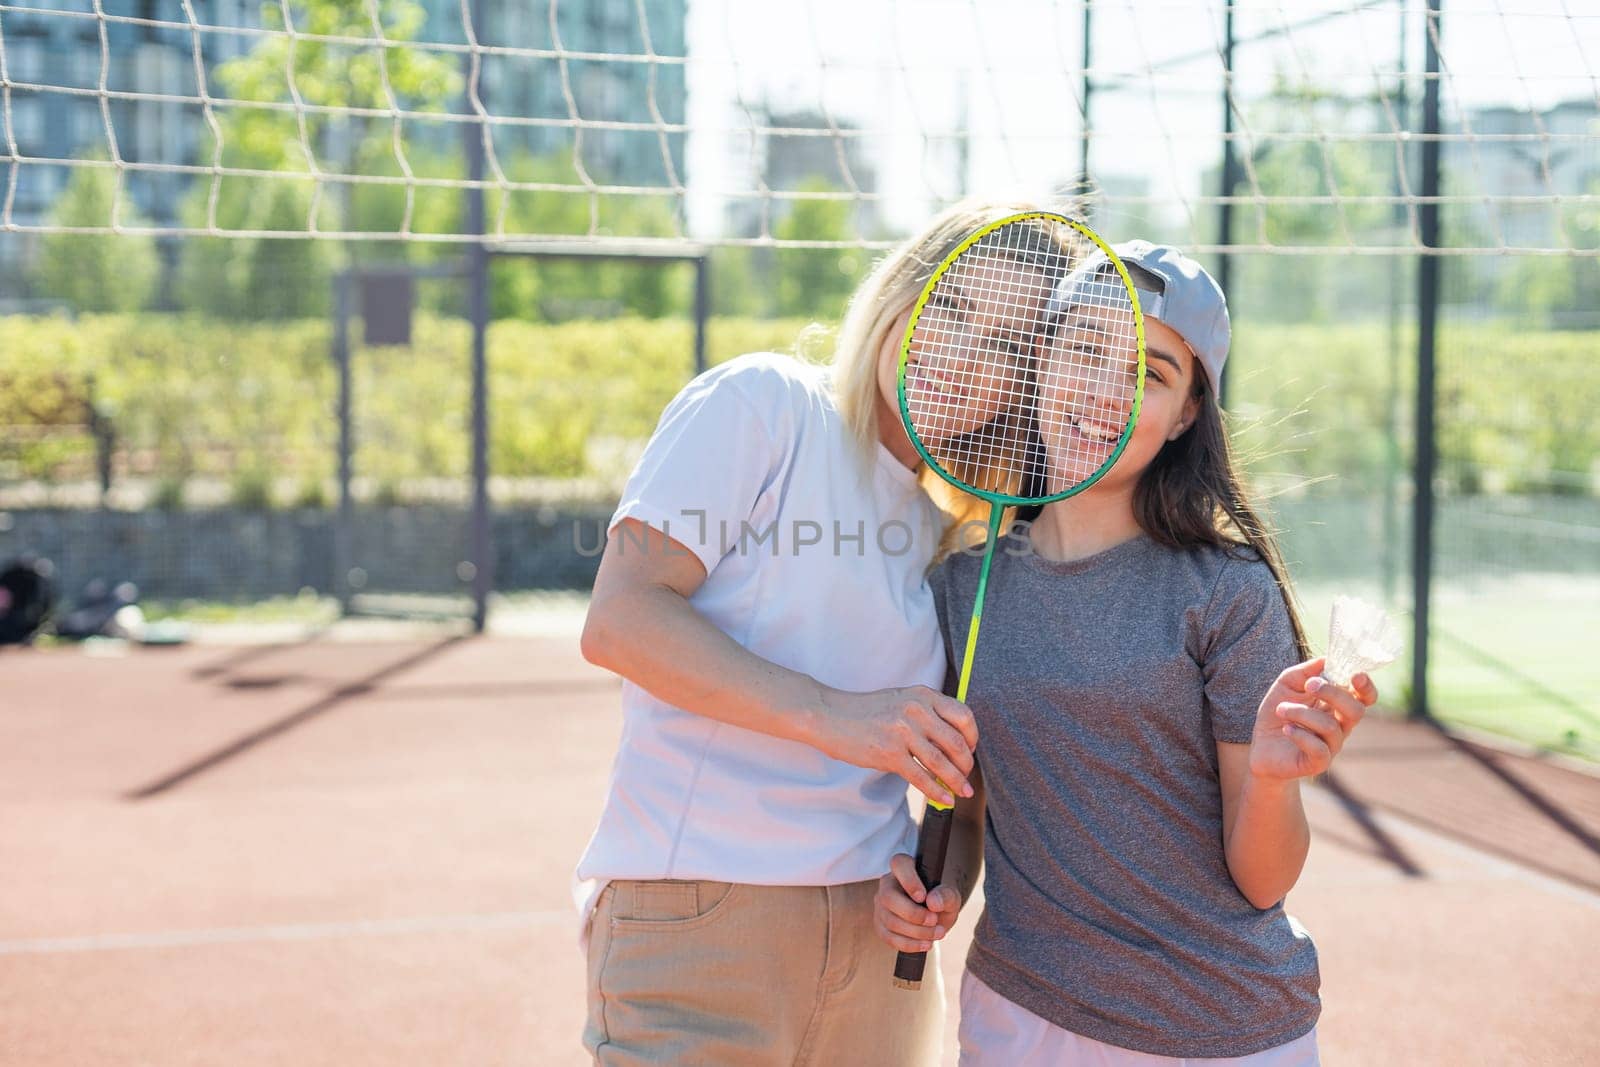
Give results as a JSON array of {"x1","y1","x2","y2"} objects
[{"x1": 0, "y1": 555, "x2": 57, "y2": 645}]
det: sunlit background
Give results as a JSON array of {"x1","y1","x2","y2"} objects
[
  {"x1": 1, "y1": 3, "x2": 1597, "y2": 1065},
  {"x1": 3, "y1": 0, "x2": 1593, "y2": 757}
]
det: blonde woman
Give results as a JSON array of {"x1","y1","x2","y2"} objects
[{"x1": 576, "y1": 202, "x2": 1077, "y2": 1064}]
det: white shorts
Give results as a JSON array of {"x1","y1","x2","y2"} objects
[{"x1": 958, "y1": 970, "x2": 1319, "y2": 1067}]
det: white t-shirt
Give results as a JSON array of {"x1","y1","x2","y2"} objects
[{"x1": 574, "y1": 352, "x2": 948, "y2": 926}]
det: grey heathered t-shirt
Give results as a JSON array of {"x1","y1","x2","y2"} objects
[{"x1": 932, "y1": 530, "x2": 1318, "y2": 1059}]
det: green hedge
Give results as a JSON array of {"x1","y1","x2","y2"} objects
[
  {"x1": 1228, "y1": 320, "x2": 1599, "y2": 495},
  {"x1": 0, "y1": 313, "x2": 1593, "y2": 504},
  {"x1": 0, "y1": 314, "x2": 811, "y2": 502}
]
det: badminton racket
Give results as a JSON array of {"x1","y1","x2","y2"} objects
[{"x1": 891, "y1": 212, "x2": 1148, "y2": 989}]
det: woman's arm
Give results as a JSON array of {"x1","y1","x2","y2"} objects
[
  {"x1": 581, "y1": 518, "x2": 979, "y2": 805},
  {"x1": 1218, "y1": 658, "x2": 1379, "y2": 909},
  {"x1": 1216, "y1": 744, "x2": 1309, "y2": 910}
]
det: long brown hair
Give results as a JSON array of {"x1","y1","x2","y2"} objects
[{"x1": 1135, "y1": 375, "x2": 1312, "y2": 659}]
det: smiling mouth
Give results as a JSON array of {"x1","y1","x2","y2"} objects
[
  {"x1": 1063, "y1": 414, "x2": 1123, "y2": 447},
  {"x1": 908, "y1": 362, "x2": 961, "y2": 396}
]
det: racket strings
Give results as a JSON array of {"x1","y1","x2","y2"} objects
[
  {"x1": 904, "y1": 218, "x2": 1141, "y2": 503},
  {"x1": 907, "y1": 226, "x2": 1064, "y2": 494}
]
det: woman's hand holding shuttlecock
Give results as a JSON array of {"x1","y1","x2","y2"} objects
[{"x1": 1247, "y1": 598, "x2": 1399, "y2": 781}]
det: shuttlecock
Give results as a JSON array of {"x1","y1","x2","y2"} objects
[{"x1": 1322, "y1": 596, "x2": 1402, "y2": 687}]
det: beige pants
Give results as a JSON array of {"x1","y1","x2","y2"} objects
[{"x1": 584, "y1": 878, "x2": 945, "y2": 1066}]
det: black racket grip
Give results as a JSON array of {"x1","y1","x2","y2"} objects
[{"x1": 892, "y1": 804, "x2": 955, "y2": 990}]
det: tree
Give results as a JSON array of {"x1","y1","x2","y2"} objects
[
  {"x1": 244, "y1": 182, "x2": 334, "y2": 319},
  {"x1": 478, "y1": 152, "x2": 692, "y2": 321},
  {"x1": 36, "y1": 166, "x2": 160, "y2": 312},
  {"x1": 173, "y1": 209, "x2": 249, "y2": 320},
  {"x1": 172, "y1": 177, "x2": 334, "y2": 319},
  {"x1": 1492, "y1": 176, "x2": 1600, "y2": 324},
  {"x1": 175, "y1": 0, "x2": 458, "y2": 317},
  {"x1": 209, "y1": 0, "x2": 458, "y2": 179},
  {"x1": 709, "y1": 245, "x2": 765, "y2": 318},
  {"x1": 773, "y1": 179, "x2": 862, "y2": 320},
  {"x1": 1225, "y1": 75, "x2": 1396, "y2": 323}
]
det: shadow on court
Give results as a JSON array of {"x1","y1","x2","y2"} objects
[{"x1": 2, "y1": 632, "x2": 1596, "y2": 1066}]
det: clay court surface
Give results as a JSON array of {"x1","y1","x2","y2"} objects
[{"x1": 4, "y1": 625, "x2": 1598, "y2": 1066}]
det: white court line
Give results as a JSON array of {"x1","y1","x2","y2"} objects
[{"x1": 0, "y1": 910, "x2": 575, "y2": 956}]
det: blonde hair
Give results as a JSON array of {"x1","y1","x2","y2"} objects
[{"x1": 826, "y1": 198, "x2": 1084, "y2": 560}]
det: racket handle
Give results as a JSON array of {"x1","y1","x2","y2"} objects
[{"x1": 892, "y1": 804, "x2": 955, "y2": 990}]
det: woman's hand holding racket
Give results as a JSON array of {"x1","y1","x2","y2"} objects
[
  {"x1": 809, "y1": 686, "x2": 978, "y2": 807},
  {"x1": 1249, "y1": 657, "x2": 1379, "y2": 780},
  {"x1": 874, "y1": 852, "x2": 964, "y2": 954}
]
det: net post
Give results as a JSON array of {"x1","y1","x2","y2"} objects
[
  {"x1": 1381, "y1": 3, "x2": 1410, "y2": 611},
  {"x1": 1411, "y1": 0, "x2": 1443, "y2": 721},
  {"x1": 333, "y1": 269, "x2": 353, "y2": 618},
  {"x1": 1215, "y1": 1, "x2": 1237, "y2": 408},
  {"x1": 465, "y1": 0, "x2": 493, "y2": 635},
  {"x1": 1078, "y1": 1, "x2": 1093, "y2": 196},
  {"x1": 693, "y1": 253, "x2": 710, "y2": 377}
]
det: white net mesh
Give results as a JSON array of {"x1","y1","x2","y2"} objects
[
  {"x1": 0, "y1": 0, "x2": 1594, "y2": 254},
  {"x1": 903, "y1": 216, "x2": 1141, "y2": 503}
]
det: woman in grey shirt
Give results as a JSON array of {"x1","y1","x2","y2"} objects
[{"x1": 874, "y1": 242, "x2": 1379, "y2": 1065}]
